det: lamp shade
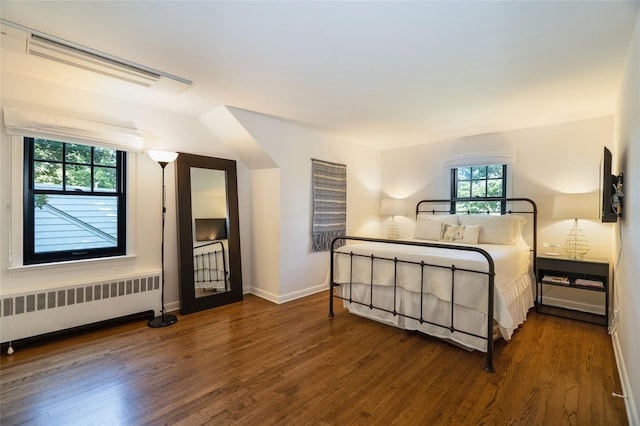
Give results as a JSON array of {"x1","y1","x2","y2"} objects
[
  {"x1": 380, "y1": 198, "x2": 406, "y2": 217},
  {"x1": 552, "y1": 193, "x2": 599, "y2": 220},
  {"x1": 148, "y1": 150, "x2": 179, "y2": 164}
]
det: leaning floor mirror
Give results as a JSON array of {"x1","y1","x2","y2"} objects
[{"x1": 175, "y1": 153, "x2": 243, "y2": 314}]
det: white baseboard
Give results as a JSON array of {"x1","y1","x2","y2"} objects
[
  {"x1": 540, "y1": 295, "x2": 604, "y2": 315},
  {"x1": 249, "y1": 287, "x2": 280, "y2": 304},
  {"x1": 612, "y1": 330, "x2": 638, "y2": 426},
  {"x1": 250, "y1": 283, "x2": 329, "y2": 304},
  {"x1": 165, "y1": 300, "x2": 180, "y2": 313}
]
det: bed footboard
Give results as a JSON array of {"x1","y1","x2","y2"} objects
[{"x1": 329, "y1": 236, "x2": 496, "y2": 372}]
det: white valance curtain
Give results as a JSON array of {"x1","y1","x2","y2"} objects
[
  {"x1": 443, "y1": 132, "x2": 515, "y2": 168},
  {"x1": 3, "y1": 106, "x2": 143, "y2": 152}
]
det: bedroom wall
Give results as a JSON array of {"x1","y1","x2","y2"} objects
[
  {"x1": 613, "y1": 8, "x2": 640, "y2": 424},
  {"x1": 225, "y1": 108, "x2": 381, "y2": 303},
  {"x1": 381, "y1": 116, "x2": 615, "y2": 313},
  {"x1": 0, "y1": 72, "x2": 253, "y2": 341},
  {"x1": 382, "y1": 116, "x2": 614, "y2": 257},
  {"x1": 250, "y1": 168, "x2": 281, "y2": 299}
]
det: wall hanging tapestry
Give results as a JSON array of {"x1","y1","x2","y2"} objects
[{"x1": 311, "y1": 159, "x2": 347, "y2": 252}]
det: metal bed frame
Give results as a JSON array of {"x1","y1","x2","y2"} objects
[
  {"x1": 194, "y1": 240, "x2": 229, "y2": 292},
  {"x1": 329, "y1": 198, "x2": 537, "y2": 373}
]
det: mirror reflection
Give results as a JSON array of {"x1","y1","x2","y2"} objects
[{"x1": 191, "y1": 168, "x2": 229, "y2": 298}]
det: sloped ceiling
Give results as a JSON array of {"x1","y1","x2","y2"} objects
[
  {"x1": 200, "y1": 106, "x2": 278, "y2": 169},
  {"x1": 1, "y1": 1, "x2": 639, "y2": 150}
]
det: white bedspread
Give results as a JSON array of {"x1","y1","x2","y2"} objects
[{"x1": 333, "y1": 238, "x2": 533, "y2": 349}]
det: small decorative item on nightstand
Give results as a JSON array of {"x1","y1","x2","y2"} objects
[{"x1": 542, "y1": 242, "x2": 560, "y2": 256}]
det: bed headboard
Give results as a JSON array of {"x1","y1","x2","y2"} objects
[{"x1": 416, "y1": 197, "x2": 538, "y2": 273}]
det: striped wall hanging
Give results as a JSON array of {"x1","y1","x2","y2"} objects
[{"x1": 311, "y1": 159, "x2": 347, "y2": 252}]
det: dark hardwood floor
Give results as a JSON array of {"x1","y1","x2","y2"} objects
[{"x1": 0, "y1": 291, "x2": 627, "y2": 425}]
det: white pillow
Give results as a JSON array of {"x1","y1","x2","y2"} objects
[
  {"x1": 439, "y1": 223, "x2": 480, "y2": 244},
  {"x1": 459, "y1": 215, "x2": 526, "y2": 245},
  {"x1": 414, "y1": 214, "x2": 459, "y2": 241},
  {"x1": 459, "y1": 224, "x2": 480, "y2": 244}
]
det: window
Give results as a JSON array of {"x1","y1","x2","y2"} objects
[
  {"x1": 23, "y1": 137, "x2": 126, "y2": 264},
  {"x1": 451, "y1": 164, "x2": 507, "y2": 214}
]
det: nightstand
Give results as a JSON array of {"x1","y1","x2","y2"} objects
[{"x1": 536, "y1": 256, "x2": 609, "y2": 326}]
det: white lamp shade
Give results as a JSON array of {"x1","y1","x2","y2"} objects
[
  {"x1": 552, "y1": 193, "x2": 599, "y2": 220},
  {"x1": 148, "y1": 150, "x2": 179, "y2": 164},
  {"x1": 380, "y1": 198, "x2": 406, "y2": 217}
]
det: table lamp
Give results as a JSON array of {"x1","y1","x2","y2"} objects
[
  {"x1": 552, "y1": 193, "x2": 598, "y2": 259},
  {"x1": 380, "y1": 198, "x2": 406, "y2": 239}
]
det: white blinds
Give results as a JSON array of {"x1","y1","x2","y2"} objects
[
  {"x1": 443, "y1": 133, "x2": 515, "y2": 168},
  {"x1": 3, "y1": 106, "x2": 143, "y2": 152}
]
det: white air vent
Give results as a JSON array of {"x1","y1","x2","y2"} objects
[
  {"x1": 28, "y1": 34, "x2": 161, "y2": 87},
  {"x1": 1, "y1": 19, "x2": 192, "y2": 94}
]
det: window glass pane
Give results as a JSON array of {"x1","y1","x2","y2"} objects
[
  {"x1": 457, "y1": 167, "x2": 471, "y2": 180},
  {"x1": 34, "y1": 194, "x2": 49, "y2": 210},
  {"x1": 66, "y1": 164, "x2": 92, "y2": 190},
  {"x1": 455, "y1": 201, "x2": 470, "y2": 213},
  {"x1": 471, "y1": 180, "x2": 486, "y2": 197},
  {"x1": 457, "y1": 181, "x2": 471, "y2": 198},
  {"x1": 490, "y1": 201, "x2": 501, "y2": 212},
  {"x1": 455, "y1": 200, "x2": 501, "y2": 214},
  {"x1": 471, "y1": 166, "x2": 487, "y2": 179},
  {"x1": 66, "y1": 144, "x2": 92, "y2": 164},
  {"x1": 34, "y1": 139, "x2": 63, "y2": 161},
  {"x1": 487, "y1": 165, "x2": 503, "y2": 179},
  {"x1": 94, "y1": 147, "x2": 117, "y2": 166},
  {"x1": 487, "y1": 179, "x2": 503, "y2": 197},
  {"x1": 33, "y1": 194, "x2": 119, "y2": 254},
  {"x1": 94, "y1": 167, "x2": 117, "y2": 192},
  {"x1": 34, "y1": 161, "x2": 63, "y2": 190}
]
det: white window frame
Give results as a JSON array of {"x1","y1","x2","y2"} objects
[{"x1": 4, "y1": 107, "x2": 141, "y2": 271}]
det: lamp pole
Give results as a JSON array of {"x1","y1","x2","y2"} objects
[{"x1": 147, "y1": 151, "x2": 179, "y2": 328}]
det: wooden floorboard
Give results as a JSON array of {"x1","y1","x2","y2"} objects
[{"x1": 0, "y1": 291, "x2": 628, "y2": 425}]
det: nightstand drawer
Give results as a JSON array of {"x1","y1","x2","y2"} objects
[{"x1": 538, "y1": 257, "x2": 608, "y2": 278}]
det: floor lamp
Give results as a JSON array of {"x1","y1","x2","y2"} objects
[{"x1": 148, "y1": 150, "x2": 179, "y2": 328}]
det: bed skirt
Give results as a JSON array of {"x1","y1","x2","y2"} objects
[{"x1": 340, "y1": 271, "x2": 534, "y2": 352}]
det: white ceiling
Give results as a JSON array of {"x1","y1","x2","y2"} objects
[{"x1": 1, "y1": 1, "x2": 639, "y2": 150}]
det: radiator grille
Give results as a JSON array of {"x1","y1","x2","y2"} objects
[{"x1": 1, "y1": 274, "x2": 160, "y2": 317}]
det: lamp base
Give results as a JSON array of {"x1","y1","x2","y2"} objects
[
  {"x1": 148, "y1": 313, "x2": 178, "y2": 328},
  {"x1": 563, "y1": 219, "x2": 589, "y2": 259},
  {"x1": 387, "y1": 217, "x2": 400, "y2": 239}
]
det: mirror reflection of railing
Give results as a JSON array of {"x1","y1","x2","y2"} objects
[{"x1": 193, "y1": 240, "x2": 229, "y2": 297}]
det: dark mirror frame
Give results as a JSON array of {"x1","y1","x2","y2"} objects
[{"x1": 175, "y1": 152, "x2": 243, "y2": 314}]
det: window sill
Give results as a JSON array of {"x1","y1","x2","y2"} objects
[{"x1": 8, "y1": 254, "x2": 138, "y2": 276}]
